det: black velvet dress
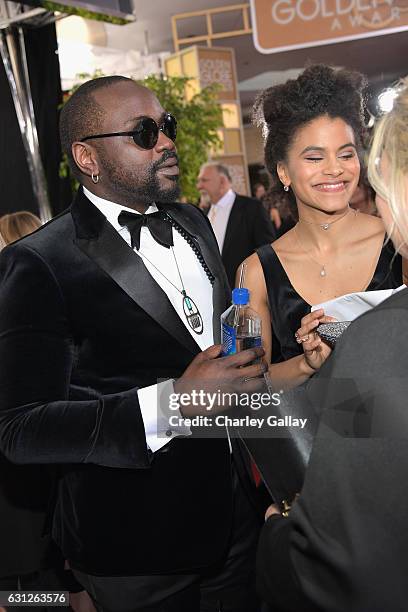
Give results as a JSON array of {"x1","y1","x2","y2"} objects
[{"x1": 257, "y1": 241, "x2": 402, "y2": 364}]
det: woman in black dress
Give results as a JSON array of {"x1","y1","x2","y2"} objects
[
  {"x1": 256, "y1": 77, "x2": 408, "y2": 612},
  {"x1": 241, "y1": 65, "x2": 403, "y2": 390}
]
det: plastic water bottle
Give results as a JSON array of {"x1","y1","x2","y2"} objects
[{"x1": 221, "y1": 288, "x2": 262, "y2": 357}]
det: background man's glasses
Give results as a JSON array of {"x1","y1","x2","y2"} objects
[{"x1": 80, "y1": 114, "x2": 177, "y2": 150}]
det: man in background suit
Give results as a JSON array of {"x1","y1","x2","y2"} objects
[
  {"x1": 0, "y1": 76, "x2": 265, "y2": 612},
  {"x1": 197, "y1": 163, "x2": 276, "y2": 288}
]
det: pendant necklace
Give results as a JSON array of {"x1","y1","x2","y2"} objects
[
  {"x1": 295, "y1": 209, "x2": 358, "y2": 278},
  {"x1": 136, "y1": 247, "x2": 204, "y2": 334},
  {"x1": 298, "y1": 207, "x2": 353, "y2": 231},
  {"x1": 295, "y1": 225, "x2": 328, "y2": 278}
]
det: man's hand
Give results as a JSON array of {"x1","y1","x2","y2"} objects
[{"x1": 174, "y1": 344, "x2": 267, "y2": 417}]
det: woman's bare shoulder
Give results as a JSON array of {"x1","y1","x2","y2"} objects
[
  {"x1": 243, "y1": 231, "x2": 295, "y2": 272},
  {"x1": 239, "y1": 252, "x2": 268, "y2": 295},
  {"x1": 241, "y1": 252, "x2": 264, "y2": 280},
  {"x1": 356, "y1": 211, "x2": 384, "y2": 239},
  {"x1": 270, "y1": 227, "x2": 297, "y2": 257}
]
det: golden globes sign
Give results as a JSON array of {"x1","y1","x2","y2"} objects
[{"x1": 250, "y1": 0, "x2": 408, "y2": 52}]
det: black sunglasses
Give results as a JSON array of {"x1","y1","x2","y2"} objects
[{"x1": 80, "y1": 113, "x2": 177, "y2": 150}]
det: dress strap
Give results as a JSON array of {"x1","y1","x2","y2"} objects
[
  {"x1": 256, "y1": 244, "x2": 310, "y2": 363},
  {"x1": 256, "y1": 245, "x2": 289, "y2": 289}
]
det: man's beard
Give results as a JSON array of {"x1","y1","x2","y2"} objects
[{"x1": 100, "y1": 151, "x2": 181, "y2": 205}]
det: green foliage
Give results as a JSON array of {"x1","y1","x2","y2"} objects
[
  {"x1": 137, "y1": 75, "x2": 222, "y2": 202},
  {"x1": 59, "y1": 72, "x2": 223, "y2": 202},
  {"x1": 42, "y1": 1, "x2": 129, "y2": 24},
  {"x1": 59, "y1": 151, "x2": 79, "y2": 195},
  {"x1": 64, "y1": 70, "x2": 105, "y2": 98}
]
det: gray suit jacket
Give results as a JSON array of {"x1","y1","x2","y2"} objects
[{"x1": 257, "y1": 287, "x2": 408, "y2": 612}]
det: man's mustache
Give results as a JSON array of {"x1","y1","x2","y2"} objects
[{"x1": 153, "y1": 151, "x2": 179, "y2": 171}]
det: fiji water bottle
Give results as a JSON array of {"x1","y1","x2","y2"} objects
[{"x1": 221, "y1": 288, "x2": 262, "y2": 357}]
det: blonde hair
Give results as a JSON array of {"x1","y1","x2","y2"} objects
[
  {"x1": 368, "y1": 78, "x2": 408, "y2": 249},
  {"x1": 0, "y1": 211, "x2": 42, "y2": 246}
]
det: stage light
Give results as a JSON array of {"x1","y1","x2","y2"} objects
[{"x1": 378, "y1": 88, "x2": 398, "y2": 113}]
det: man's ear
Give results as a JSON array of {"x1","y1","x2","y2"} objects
[
  {"x1": 71, "y1": 142, "x2": 99, "y2": 178},
  {"x1": 277, "y1": 161, "x2": 290, "y2": 189},
  {"x1": 220, "y1": 174, "x2": 230, "y2": 191}
]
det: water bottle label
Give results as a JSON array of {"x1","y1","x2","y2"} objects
[
  {"x1": 239, "y1": 336, "x2": 262, "y2": 351},
  {"x1": 221, "y1": 322, "x2": 237, "y2": 356}
]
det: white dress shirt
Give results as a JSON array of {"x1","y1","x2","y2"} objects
[
  {"x1": 208, "y1": 188, "x2": 236, "y2": 253},
  {"x1": 83, "y1": 187, "x2": 214, "y2": 452}
]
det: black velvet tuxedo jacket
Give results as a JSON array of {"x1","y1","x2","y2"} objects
[
  {"x1": 256, "y1": 287, "x2": 408, "y2": 612},
  {"x1": 217, "y1": 194, "x2": 276, "y2": 289},
  {"x1": 0, "y1": 189, "x2": 234, "y2": 576}
]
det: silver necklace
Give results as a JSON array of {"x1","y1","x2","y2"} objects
[
  {"x1": 298, "y1": 207, "x2": 352, "y2": 231},
  {"x1": 136, "y1": 247, "x2": 204, "y2": 334},
  {"x1": 295, "y1": 226, "x2": 328, "y2": 277},
  {"x1": 294, "y1": 210, "x2": 357, "y2": 278}
]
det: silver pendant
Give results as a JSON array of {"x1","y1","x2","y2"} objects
[
  {"x1": 182, "y1": 293, "x2": 203, "y2": 334},
  {"x1": 320, "y1": 266, "x2": 326, "y2": 277},
  {"x1": 321, "y1": 223, "x2": 330, "y2": 230}
]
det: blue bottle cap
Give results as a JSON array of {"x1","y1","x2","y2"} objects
[{"x1": 232, "y1": 288, "x2": 249, "y2": 305}]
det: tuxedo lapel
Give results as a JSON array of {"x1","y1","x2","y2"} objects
[
  {"x1": 71, "y1": 190, "x2": 199, "y2": 355},
  {"x1": 212, "y1": 276, "x2": 229, "y2": 343}
]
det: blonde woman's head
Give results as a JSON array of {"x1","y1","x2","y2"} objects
[
  {"x1": 0, "y1": 211, "x2": 42, "y2": 246},
  {"x1": 368, "y1": 79, "x2": 408, "y2": 257}
]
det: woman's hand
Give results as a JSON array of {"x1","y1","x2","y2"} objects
[
  {"x1": 295, "y1": 309, "x2": 335, "y2": 373},
  {"x1": 265, "y1": 503, "x2": 281, "y2": 520},
  {"x1": 69, "y1": 592, "x2": 97, "y2": 612}
]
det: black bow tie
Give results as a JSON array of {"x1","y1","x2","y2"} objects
[{"x1": 118, "y1": 210, "x2": 173, "y2": 251}]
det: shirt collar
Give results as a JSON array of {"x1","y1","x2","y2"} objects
[
  {"x1": 213, "y1": 188, "x2": 236, "y2": 209},
  {"x1": 83, "y1": 186, "x2": 158, "y2": 233}
]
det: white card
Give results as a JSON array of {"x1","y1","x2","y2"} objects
[{"x1": 311, "y1": 285, "x2": 406, "y2": 322}]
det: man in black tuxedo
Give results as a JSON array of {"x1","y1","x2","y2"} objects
[
  {"x1": 197, "y1": 163, "x2": 276, "y2": 288},
  {"x1": 0, "y1": 77, "x2": 266, "y2": 612}
]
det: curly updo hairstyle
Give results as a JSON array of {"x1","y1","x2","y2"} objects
[{"x1": 253, "y1": 64, "x2": 367, "y2": 219}]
